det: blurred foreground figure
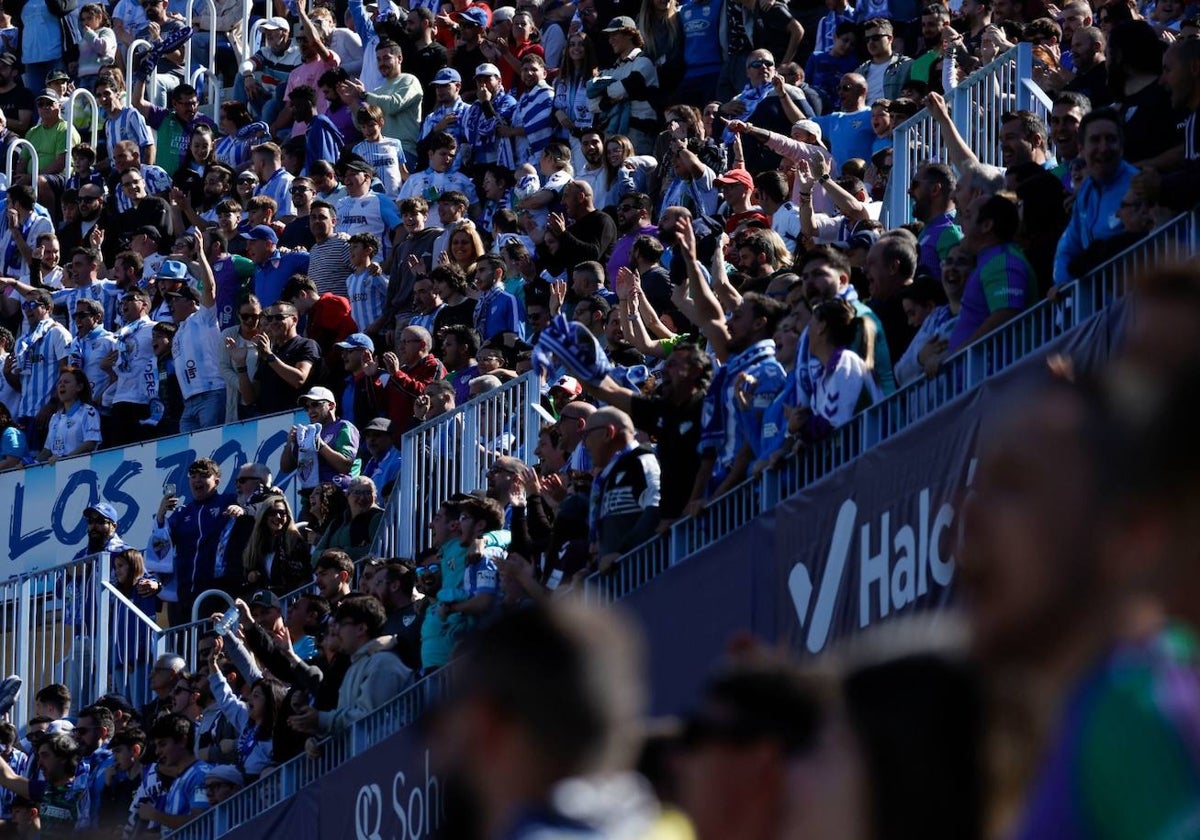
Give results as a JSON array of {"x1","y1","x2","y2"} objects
[
  {"x1": 958, "y1": 362, "x2": 1200, "y2": 839},
  {"x1": 434, "y1": 602, "x2": 647, "y2": 840},
  {"x1": 676, "y1": 656, "x2": 867, "y2": 840}
]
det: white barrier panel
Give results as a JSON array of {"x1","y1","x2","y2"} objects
[{"x1": 0, "y1": 410, "x2": 304, "y2": 576}]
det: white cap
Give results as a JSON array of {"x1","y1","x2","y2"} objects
[
  {"x1": 475, "y1": 62, "x2": 502, "y2": 78},
  {"x1": 260, "y1": 15, "x2": 289, "y2": 31}
]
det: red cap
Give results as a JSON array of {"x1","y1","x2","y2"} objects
[{"x1": 715, "y1": 168, "x2": 754, "y2": 190}]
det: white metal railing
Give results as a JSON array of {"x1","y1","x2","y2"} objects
[
  {"x1": 64, "y1": 89, "x2": 99, "y2": 180},
  {"x1": 5, "y1": 139, "x2": 38, "y2": 190},
  {"x1": 886, "y1": 43, "x2": 1039, "y2": 226},
  {"x1": 388, "y1": 371, "x2": 542, "y2": 558},
  {"x1": 0, "y1": 552, "x2": 110, "y2": 729},
  {"x1": 584, "y1": 209, "x2": 1200, "y2": 605},
  {"x1": 101, "y1": 579, "x2": 165, "y2": 706},
  {"x1": 126, "y1": 38, "x2": 159, "y2": 107}
]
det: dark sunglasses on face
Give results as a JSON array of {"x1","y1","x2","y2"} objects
[
  {"x1": 239, "y1": 312, "x2": 260, "y2": 322},
  {"x1": 415, "y1": 563, "x2": 440, "y2": 575},
  {"x1": 264, "y1": 314, "x2": 287, "y2": 322},
  {"x1": 749, "y1": 59, "x2": 774, "y2": 68}
]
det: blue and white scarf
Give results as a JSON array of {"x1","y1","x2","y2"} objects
[
  {"x1": 700, "y1": 339, "x2": 777, "y2": 453},
  {"x1": 533, "y1": 313, "x2": 648, "y2": 391}
]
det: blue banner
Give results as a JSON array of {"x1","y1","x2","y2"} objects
[{"x1": 0, "y1": 410, "x2": 304, "y2": 575}]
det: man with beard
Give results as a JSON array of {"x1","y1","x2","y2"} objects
[
  {"x1": 438, "y1": 324, "x2": 479, "y2": 404},
  {"x1": 57, "y1": 183, "x2": 109, "y2": 258},
  {"x1": 281, "y1": 178, "x2": 318, "y2": 250},
  {"x1": 606, "y1": 193, "x2": 656, "y2": 283},
  {"x1": 575, "y1": 130, "x2": 610, "y2": 202},
  {"x1": 404, "y1": 8, "x2": 451, "y2": 106},
  {"x1": 910, "y1": 163, "x2": 963, "y2": 281}
]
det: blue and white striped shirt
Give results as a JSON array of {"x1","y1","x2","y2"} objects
[
  {"x1": 419, "y1": 98, "x2": 471, "y2": 149},
  {"x1": 515, "y1": 82, "x2": 555, "y2": 167},
  {"x1": 396, "y1": 169, "x2": 479, "y2": 207},
  {"x1": 113, "y1": 164, "x2": 171, "y2": 213},
  {"x1": 103, "y1": 106, "x2": 153, "y2": 160},
  {"x1": 13, "y1": 317, "x2": 71, "y2": 419},
  {"x1": 463, "y1": 90, "x2": 519, "y2": 167},
  {"x1": 353, "y1": 138, "x2": 405, "y2": 197},
  {"x1": 345, "y1": 267, "x2": 389, "y2": 332},
  {"x1": 256, "y1": 166, "x2": 296, "y2": 217}
]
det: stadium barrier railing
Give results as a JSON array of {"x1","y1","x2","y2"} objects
[{"x1": 584, "y1": 209, "x2": 1199, "y2": 606}]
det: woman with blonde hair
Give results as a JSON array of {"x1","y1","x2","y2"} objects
[
  {"x1": 242, "y1": 495, "x2": 312, "y2": 594},
  {"x1": 444, "y1": 221, "x2": 487, "y2": 277}
]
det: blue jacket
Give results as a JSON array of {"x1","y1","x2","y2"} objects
[{"x1": 1053, "y1": 160, "x2": 1137, "y2": 285}]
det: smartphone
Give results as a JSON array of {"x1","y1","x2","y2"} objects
[{"x1": 163, "y1": 483, "x2": 176, "y2": 498}]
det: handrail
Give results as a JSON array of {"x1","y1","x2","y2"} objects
[
  {"x1": 5, "y1": 139, "x2": 38, "y2": 189},
  {"x1": 126, "y1": 38, "x2": 159, "y2": 107},
  {"x1": 191, "y1": 67, "x2": 223, "y2": 123},
  {"x1": 102, "y1": 579, "x2": 165, "y2": 631},
  {"x1": 166, "y1": 667, "x2": 453, "y2": 840},
  {"x1": 64, "y1": 88, "x2": 99, "y2": 180},
  {"x1": 389, "y1": 370, "x2": 541, "y2": 558},
  {"x1": 191, "y1": 588, "x2": 235, "y2": 623},
  {"x1": 240, "y1": 0, "x2": 255, "y2": 65},
  {"x1": 583, "y1": 208, "x2": 1199, "y2": 605}
]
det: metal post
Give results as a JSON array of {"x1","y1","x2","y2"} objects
[
  {"x1": 64, "y1": 89, "x2": 99, "y2": 180},
  {"x1": 126, "y1": 39, "x2": 158, "y2": 108},
  {"x1": 190, "y1": 588, "x2": 234, "y2": 624},
  {"x1": 4, "y1": 139, "x2": 36, "y2": 193},
  {"x1": 184, "y1": 0, "x2": 218, "y2": 78},
  {"x1": 13, "y1": 576, "x2": 31, "y2": 731},
  {"x1": 94, "y1": 552, "x2": 113, "y2": 701}
]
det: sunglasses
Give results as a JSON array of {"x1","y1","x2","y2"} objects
[
  {"x1": 235, "y1": 475, "x2": 261, "y2": 484},
  {"x1": 866, "y1": 33, "x2": 888, "y2": 41},
  {"x1": 264, "y1": 314, "x2": 288, "y2": 322},
  {"x1": 21, "y1": 300, "x2": 45, "y2": 310},
  {"x1": 748, "y1": 59, "x2": 774, "y2": 68},
  {"x1": 268, "y1": 508, "x2": 289, "y2": 517},
  {"x1": 617, "y1": 204, "x2": 638, "y2": 212},
  {"x1": 290, "y1": 187, "x2": 311, "y2": 195},
  {"x1": 414, "y1": 563, "x2": 440, "y2": 575},
  {"x1": 71, "y1": 312, "x2": 93, "y2": 320},
  {"x1": 239, "y1": 312, "x2": 260, "y2": 322}
]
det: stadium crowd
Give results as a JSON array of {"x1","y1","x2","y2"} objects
[{"x1": 0, "y1": 0, "x2": 1193, "y2": 832}]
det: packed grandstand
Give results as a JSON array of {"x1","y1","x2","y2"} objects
[{"x1": 0, "y1": 0, "x2": 1195, "y2": 835}]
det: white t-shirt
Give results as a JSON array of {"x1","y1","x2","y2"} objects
[
  {"x1": 865, "y1": 60, "x2": 889, "y2": 105},
  {"x1": 45, "y1": 401, "x2": 102, "y2": 458},
  {"x1": 172, "y1": 305, "x2": 225, "y2": 400},
  {"x1": 111, "y1": 316, "x2": 159, "y2": 405},
  {"x1": 68, "y1": 327, "x2": 119, "y2": 406}
]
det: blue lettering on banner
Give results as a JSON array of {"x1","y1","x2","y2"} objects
[
  {"x1": 8, "y1": 482, "x2": 52, "y2": 562},
  {"x1": 0, "y1": 411, "x2": 305, "y2": 574}
]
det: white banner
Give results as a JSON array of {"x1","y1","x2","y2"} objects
[{"x1": 1, "y1": 410, "x2": 305, "y2": 576}]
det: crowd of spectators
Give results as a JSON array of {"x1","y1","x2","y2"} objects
[{"x1": 0, "y1": 0, "x2": 1192, "y2": 833}]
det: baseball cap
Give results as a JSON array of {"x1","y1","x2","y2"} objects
[
  {"x1": 432, "y1": 67, "x2": 462, "y2": 85},
  {"x1": 206, "y1": 765, "x2": 245, "y2": 787},
  {"x1": 453, "y1": 7, "x2": 489, "y2": 27},
  {"x1": 475, "y1": 63, "x2": 502, "y2": 78},
  {"x1": 248, "y1": 589, "x2": 281, "y2": 611},
  {"x1": 335, "y1": 333, "x2": 374, "y2": 351},
  {"x1": 602, "y1": 15, "x2": 637, "y2": 31},
  {"x1": 715, "y1": 168, "x2": 754, "y2": 190},
  {"x1": 549, "y1": 375, "x2": 583, "y2": 396},
  {"x1": 46, "y1": 70, "x2": 69, "y2": 84},
  {"x1": 35, "y1": 89, "x2": 61, "y2": 104},
  {"x1": 155, "y1": 259, "x2": 190, "y2": 282},
  {"x1": 259, "y1": 15, "x2": 289, "y2": 31},
  {"x1": 341, "y1": 158, "x2": 376, "y2": 178},
  {"x1": 298, "y1": 386, "x2": 337, "y2": 404},
  {"x1": 133, "y1": 225, "x2": 161, "y2": 241},
  {"x1": 85, "y1": 502, "x2": 119, "y2": 524},
  {"x1": 165, "y1": 284, "x2": 201, "y2": 303},
  {"x1": 845, "y1": 229, "x2": 880, "y2": 251},
  {"x1": 792, "y1": 119, "x2": 823, "y2": 144},
  {"x1": 490, "y1": 6, "x2": 515, "y2": 23},
  {"x1": 363, "y1": 417, "x2": 393, "y2": 434},
  {"x1": 239, "y1": 225, "x2": 279, "y2": 244}
]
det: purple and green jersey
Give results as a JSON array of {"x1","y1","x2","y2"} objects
[
  {"x1": 917, "y1": 211, "x2": 963, "y2": 281},
  {"x1": 948, "y1": 243, "x2": 1035, "y2": 350}
]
